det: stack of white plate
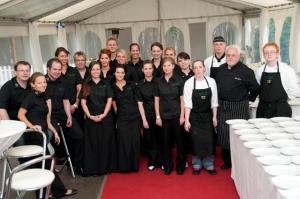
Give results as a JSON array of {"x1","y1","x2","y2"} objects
[
  {"x1": 226, "y1": 119, "x2": 248, "y2": 125},
  {"x1": 271, "y1": 117, "x2": 294, "y2": 123},
  {"x1": 248, "y1": 118, "x2": 270, "y2": 124},
  {"x1": 234, "y1": 128, "x2": 259, "y2": 135},
  {"x1": 264, "y1": 165, "x2": 299, "y2": 176},
  {"x1": 266, "y1": 133, "x2": 292, "y2": 141},
  {"x1": 281, "y1": 147, "x2": 300, "y2": 156},
  {"x1": 272, "y1": 176, "x2": 300, "y2": 189},
  {"x1": 250, "y1": 147, "x2": 280, "y2": 156},
  {"x1": 257, "y1": 155, "x2": 291, "y2": 165},
  {"x1": 254, "y1": 122, "x2": 278, "y2": 129},
  {"x1": 244, "y1": 140, "x2": 272, "y2": 149},
  {"x1": 272, "y1": 139, "x2": 297, "y2": 148},
  {"x1": 278, "y1": 121, "x2": 300, "y2": 128},
  {"x1": 240, "y1": 134, "x2": 265, "y2": 142},
  {"x1": 284, "y1": 126, "x2": 300, "y2": 134},
  {"x1": 231, "y1": 123, "x2": 255, "y2": 130},
  {"x1": 260, "y1": 127, "x2": 284, "y2": 134}
]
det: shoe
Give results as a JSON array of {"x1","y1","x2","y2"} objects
[
  {"x1": 147, "y1": 165, "x2": 155, "y2": 171},
  {"x1": 64, "y1": 189, "x2": 78, "y2": 197},
  {"x1": 161, "y1": 165, "x2": 164, "y2": 170},
  {"x1": 176, "y1": 168, "x2": 185, "y2": 175},
  {"x1": 220, "y1": 164, "x2": 231, "y2": 170},
  {"x1": 192, "y1": 169, "x2": 201, "y2": 175},
  {"x1": 206, "y1": 169, "x2": 217, "y2": 175},
  {"x1": 164, "y1": 168, "x2": 172, "y2": 175}
]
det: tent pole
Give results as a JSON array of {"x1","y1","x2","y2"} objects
[{"x1": 157, "y1": 0, "x2": 162, "y2": 43}]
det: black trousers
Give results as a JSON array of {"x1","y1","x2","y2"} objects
[
  {"x1": 162, "y1": 118, "x2": 186, "y2": 170},
  {"x1": 221, "y1": 148, "x2": 231, "y2": 166},
  {"x1": 51, "y1": 112, "x2": 83, "y2": 169},
  {"x1": 143, "y1": 117, "x2": 162, "y2": 167}
]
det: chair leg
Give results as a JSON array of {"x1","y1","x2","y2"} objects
[{"x1": 0, "y1": 157, "x2": 7, "y2": 199}]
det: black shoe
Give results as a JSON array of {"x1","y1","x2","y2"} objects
[
  {"x1": 220, "y1": 164, "x2": 231, "y2": 170},
  {"x1": 164, "y1": 168, "x2": 172, "y2": 175},
  {"x1": 176, "y1": 168, "x2": 185, "y2": 175},
  {"x1": 192, "y1": 169, "x2": 201, "y2": 175},
  {"x1": 206, "y1": 169, "x2": 217, "y2": 175}
]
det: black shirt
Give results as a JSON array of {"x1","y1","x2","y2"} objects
[
  {"x1": 152, "y1": 59, "x2": 181, "y2": 78},
  {"x1": 136, "y1": 78, "x2": 157, "y2": 120},
  {"x1": 124, "y1": 64, "x2": 139, "y2": 83},
  {"x1": 110, "y1": 59, "x2": 118, "y2": 72},
  {"x1": 215, "y1": 61, "x2": 259, "y2": 102},
  {"x1": 45, "y1": 75, "x2": 69, "y2": 115},
  {"x1": 128, "y1": 58, "x2": 144, "y2": 81},
  {"x1": 21, "y1": 91, "x2": 49, "y2": 131},
  {"x1": 0, "y1": 77, "x2": 30, "y2": 120},
  {"x1": 63, "y1": 66, "x2": 83, "y2": 104},
  {"x1": 76, "y1": 66, "x2": 90, "y2": 81},
  {"x1": 80, "y1": 80, "x2": 113, "y2": 115},
  {"x1": 177, "y1": 69, "x2": 194, "y2": 82},
  {"x1": 100, "y1": 68, "x2": 115, "y2": 85},
  {"x1": 154, "y1": 75, "x2": 183, "y2": 119},
  {"x1": 112, "y1": 81, "x2": 140, "y2": 121}
]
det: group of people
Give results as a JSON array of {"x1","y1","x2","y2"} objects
[{"x1": 0, "y1": 35, "x2": 299, "y2": 196}]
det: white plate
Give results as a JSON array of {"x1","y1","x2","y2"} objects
[
  {"x1": 240, "y1": 134, "x2": 265, "y2": 142},
  {"x1": 284, "y1": 126, "x2": 300, "y2": 134},
  {"x1": 231, "y1": 123, "x2": 255, "y2": 130},
  {"x1": 281, "y1": 147, "x2": 300, "y2": 156},
  {"x1": 266, "y1": 133, "x2": 292, "y2": 141},
  {"x1": 234, "y1": 128, "x2": 259, "y2": 135},
  {"x1": 264, "y1": 165, "x2": 298, "y2": 176},
  {"x1": 294, "y1": 134, "x2": 300, "y2": 140},
  {"x1": 291, "y1": 156, "x2": 300, "y2": 164},
  {"x1": 279, "y1": 189, "x2": 300, "y2": 199},
  {"x1": 248, "y1": 118, "x2": 270, "y2": 124},
  {"x1": 259, "y1": 127, "x2": 284, "y2": 134},
  {"x1": 278, "y1": 121, "x2": 300, "y2": 127},
  {"x1": 272, "y1": 139, "x2": 297, "y2": 148},
  {"x1": 271, "y1": 117, "x2": 293, "y2": 123},
  {"x1": 226, "y1": 119, "x2": 248, "y2": 125},
  {"x1": 257, "y1": 155, "x2": 291, "y2": 165},
  {"x1": 254, "y1": 122, "x2": 278, "y2": 129},
  {"x1": 272, "y1": 176, "x2": 300, "y2": 189},
  {"x1": 244, "y1": 141, "x2": 272, "y2": 149},
  {"x1": 250, "y1": 147, "x2": 280, "y2": 156}
]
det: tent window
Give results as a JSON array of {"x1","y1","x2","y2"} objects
[
  {"x1": 85, "y1": 31, "x2": 101, "y2": 61},
  {"x1": 213, "y1": 22, "x2": 236, "y2": 45},
  {"x1": 67, "y1": 32, "x2": 77, "y2": 63},
  {"x1": 165, "y1": 26, "x2": 184, "y2": 55},
  {"x1": 268, "y1": 18, "x2": 275, "y2": 42},
  {"x1": 39, "y1": 34, "x2": 58, "y2": 64},
  {"x1": 0, "y1": 36, "x2": 32, "y2": 67},
  {"x1": 138, "y1": 27, "x2": 159, "y2": 60},
  {"x1": 280, "y1": 16, "x2": 291, "y2": 64}
]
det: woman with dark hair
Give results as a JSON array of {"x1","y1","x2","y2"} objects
[
  {"x1": 137, "y1": 60, "x2": 162, "y2": 171},
  {"x1": 151, "y1": 42, "x2": 164, "y2": 77},
  {"x1": 112, "y1": 65, "x2": 141, "y2": 172},
  {"x1": 81, "y1": 61, "x2": 116, "y2": 175},
  {"x1": 18, "y1": 72, "x2": 77, "y2": 199},
  {"x1": 154, "y1": 57, "x2": 186, "y2": 175},
  {"x1": 98, "y1": 48, "x2": 115, "y2": 85}
]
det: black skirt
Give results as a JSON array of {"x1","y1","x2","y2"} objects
[
  {"x1": 116, "y1": 117, "x2": 141, "y2": 172},
  {"x1": 217, "y1": 100, "x2": 249, "y2": 149},
  {"x1": 83, "y1": 115, "x2": 117, "y2": 175}
]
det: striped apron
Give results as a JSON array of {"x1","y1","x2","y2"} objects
[{"x1": 217, "y1": 100, "x2": 249, "y2": 149}]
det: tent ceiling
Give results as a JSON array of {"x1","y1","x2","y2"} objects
[{"x1": 0, "y1": 0, "x2": 294, "y2": 23}]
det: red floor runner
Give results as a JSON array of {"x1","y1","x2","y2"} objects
[{"x1": 101, "y1": 150, "x2": 239, "y2": 199}]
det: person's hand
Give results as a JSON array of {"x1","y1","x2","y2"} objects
[
  {"x1": 179, "y1": 116, "x2": 185, "y2": 125},
  {"x1": 213, "y1": 117, "x2": 218, "y2": 128},
  {"x1": 143, "y1": 119, "x2": 149, "y2": 129},
  {"x1": 156, "y1": 118, "x2": 162, "y2": 127},
  {"x1": 53, "y1": 132, "x2": 60, "y2": 145},
  {"x1": 31, "y1": 125, "x2": 42, "y2": 132},
  {"x1": 184, "y1": 121, "x2": 191, "y2": 132},
  {"x1": 66, "y1": 116, "x2": 72, "y2": 127}
]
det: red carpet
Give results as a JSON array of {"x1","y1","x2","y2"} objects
[{"x1": 101, "y1": 150, "x2": 239, "y2": 199}]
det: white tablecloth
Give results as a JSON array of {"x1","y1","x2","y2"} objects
[
  {"x1": 230, "y1": 126, "x2": 283, "y2": 199},
  {"x1": 0, "y1": 120, "x2": 26, "y2": 155}
]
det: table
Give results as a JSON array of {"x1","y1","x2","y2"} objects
[
  {"x1": 0, "y1": 120, "x2": 26, "y2": 198},
  {"x1": 249, "y1": 98, "x2": 300, "y2": 118},
  {"x1": 229, "y1": 118, "x2": 300, "y2": 199}
]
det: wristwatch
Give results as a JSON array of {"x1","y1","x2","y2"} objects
[{"x1": 156, "y1": 115, "x2": 161, "y2": 119}]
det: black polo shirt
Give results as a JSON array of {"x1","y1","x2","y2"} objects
[
  {"x1": 80, "y1": 80, "x2": 113, "y2": 115},
  {"x1": 215, "y1": 61, "x2": 259, "y2": 102},
  {"x1": 20, "y1": 91, "x2": 49, "y2": 131},
  {"x1": 124, "y1": 64, "x2": 138, "y2": 83},
  {"x1": 63, "y1": 66, "x2": 83, "y2": 104},
  {"x1": 110, "y1": 59, "x2": 118, "y2": 72},
  {"x1": 100, "y1": 68, "x2": 115, "y2": 85},
  {"x1": 177, "y1": 69, "x2": 194, "y2": 82},
  {"x1": 136, "y1": 78, "x2": 157, "y2": 120},
  {"x1": 0, "y1": 77, "x2": 30, "y2": 120},
  {"x1": 154, "y1": 75, "x2": 183, "y2": 119},
  {"x1": 45, "y1": 74, "x2": 69, "y2": 115},
  {"x1": 112, "y1": 81, "x2": 140, "y2": 121},
  {"x1": 128, "y1": 58, "x2": 144, "y2": 81},
  {"x1": 76, "y1": 66, "x2": 90, "y2": 81},
  {"x1": 152, "y1": 60, "x2": 181, "y2": 78}
]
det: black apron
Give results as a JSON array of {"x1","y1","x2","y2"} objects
[
  {"x1": 257, "y1": 62, "x2": 291, "y2": 118},
  {"x1": 189, "y1": 77, "x2": 214, "y2": 156},
  {"x1": 210, "y1": 54, "x2": 225, "y2": 79}
]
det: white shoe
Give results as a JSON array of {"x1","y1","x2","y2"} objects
[{"x1": 147, "y1": 165, "x2": 155, "y2": 171}]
